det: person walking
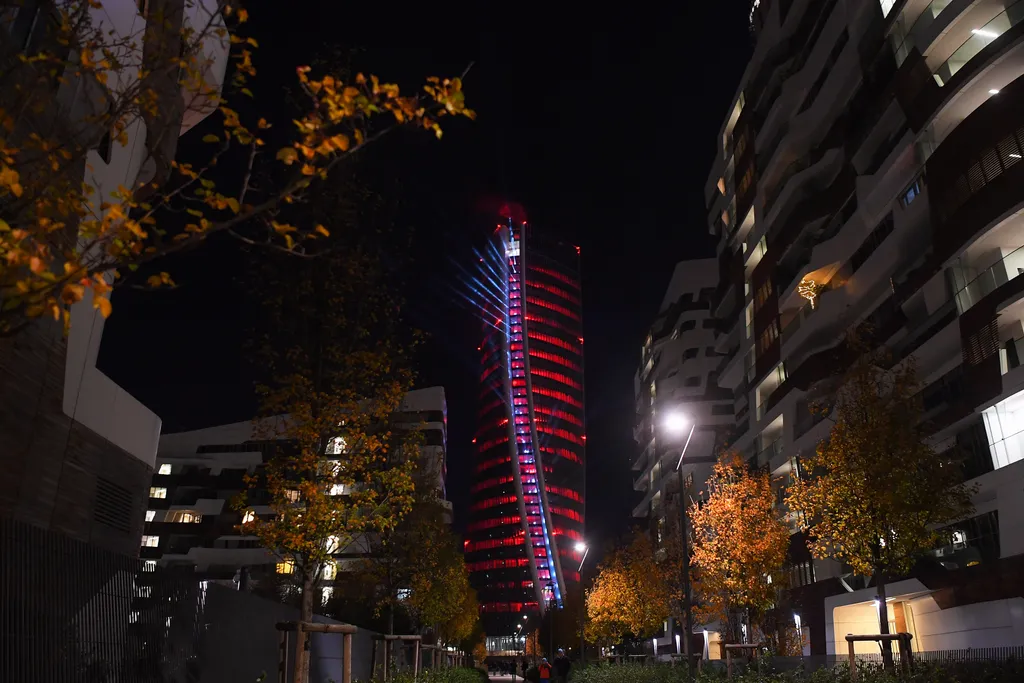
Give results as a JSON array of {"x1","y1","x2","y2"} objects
[
  {"x1": 538, "y1": 657, "x2": 552, "y2": 681},
  {"x1": 553, "y1": 648, "x2": 571, "y2": 683}
]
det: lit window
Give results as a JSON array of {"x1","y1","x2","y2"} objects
[
  {"x1": 397, "y1": 588, "x2": 412, "y2": 602},
  {"x1": 145, "y1": 510, "x2": 156, "y2": 522},
  {"x1": 143, "y1": 560, "x2": 156, "y2": 572},
  {"x1": 276, "y1": 558, "x2": 295, "y2": 575},
  {"x1": 322, "y1": 561, "x2": 337, "y2": 580},
  {"x1": 149, "y1": 487, "x2": 167, "y2": 499},
  {"x1": 176, "y1": 511, "x2": 200, "y2": 524},
  {"x1": 900, "y1": 177, "x2": 922, "y2": 207},
  {"x1": 241, "y1": 510, "x2": 255, "y2": 524},
  {"x1": 321, "y1": 586, "x2": 334, "y2": 605},
  {"x1": 879, "y1": 0, "x2": 895, "y2": 16},
  {"x1": 325, "y1": 535, "x2": 341, "y2": 553},
  {"x1": 141, "y1": 535, "x2": 160, "y2": 547},
  {"x1": 717, "y1": 177, "x2": 726, "y2": 195},
  {"x1": 135, "y1": 585, "x2": 151, "y2": 598},
  {"x1": 158, "y1": 464, "x2": 172, "y2": 475},
  {"x1": 284, "y1": 490, "x2": 300, "y2": 503},
  {"x1": 327, "y1": 437, "x2": 347, "y2": 455},
  {"x1": 329, "y1": 483, "x2": 348, "y2": 496}
]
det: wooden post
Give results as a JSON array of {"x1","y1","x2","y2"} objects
[
  {"x1": 726, "y1": 648, "x2": 733, "y2": 680},
  {"x1": 382, "y1": 640, "x2": 389, "y2": 681},
  {"x1": 279, "y1": 630, "x2": 288, "y2": 683},
  {"x1": 414, "y1": 639, "x2": 420, "y2": 679},
  {"x1": 848, "y1": 637, "x2": 857, "y2": 682},
  {"x1": 342, "y1": 632, "x2": 352, "y2": 683}
]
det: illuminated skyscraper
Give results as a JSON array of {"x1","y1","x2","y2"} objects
[{"x1": 466, "y1": 203, "x2": 585, "y2": 636}]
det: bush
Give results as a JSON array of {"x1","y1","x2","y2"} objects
[
  {"x1": 361, "y1": 666, "x2": 486, "y2": 683},
  {"x1": 566, "y1": 659, "x2": 1024, "y2": 683}
]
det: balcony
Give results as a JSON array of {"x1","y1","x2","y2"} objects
[
  {"x1": 933, "y1": 2, "x2": 1024, "y2": 88},
  {"x1": 952, "y1": 243, "x2": 1024, "y2": 315}
]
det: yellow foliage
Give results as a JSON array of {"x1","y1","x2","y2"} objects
[
  {"x1": 688, "y1": 453, "x2": 790, "y2": 630},
  {"x1": 0, "y1": 1, "x2": 475, "y2": 335},
  {"x1": 786, "y1": 347, "x2": 975, "y2": 579}
]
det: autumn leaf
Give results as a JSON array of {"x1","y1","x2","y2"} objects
[{"x1": 95, "y1": 296, "x2": 112, "y2": 318}]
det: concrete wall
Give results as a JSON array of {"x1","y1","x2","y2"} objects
[
  {"x1": 908, "y1": 594, "x2": 1024, "y2": 650},
  {"x1": 200, "y1": 583, "x2": 383, "y2": 683}
]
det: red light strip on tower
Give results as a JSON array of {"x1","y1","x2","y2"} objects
[
  {"x1": 529, "y1": 350, "x2": 582, "y2": 372},
  {"x1": 546, "y1": 486, "x2": 583, "y2": 502},
  {"x1": 528, "y1": 333, "x2": 582, "y2": 356},
  {"x1": 532, "y1": 387, "x2": 583, "y2": 409},
  {"x1": 540, "y1": 446, "x2": 583, "y2": 464},
  {"x1": 530, "y1": 369, "x2": 582, "y2": 391},
  {"x1": 471, "y1": 475, "x2": 515, "y2": 493},
  {"x1": 526, "y1": 281, "x2": 580, "y2": 306},
  {"x1": 529, "y1": 266, "x2": 580, "y2": 290},
  {"x1": 526, "y1": 297, "x2": 581, "y2": 322},
  {"x1": 467, "y1": 515, "x2": 521, "y2": 532}
]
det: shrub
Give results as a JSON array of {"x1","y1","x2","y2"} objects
[{"x1": 566, "y1": 659, "x2": 1024, "y2": 683}]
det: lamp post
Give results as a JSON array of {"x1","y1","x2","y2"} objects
[
  {"x1": 664, "y1": 412, "x2": 697, "y2": 679},
  {"x1": 575, "y1": 541, "x2": 589, "y2": 666}
]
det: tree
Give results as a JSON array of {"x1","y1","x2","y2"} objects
[
  {"x1": 786, "y1": 348, "x2": 975, "y2": 665},
  {"x1": 687, "y1": 453, "x2": 790, "y2": 644},
  {"x1": 233, "y1": 237, "x2": 420, "y2": 683},
  {"x1": 585, "y1": 533, "x2": 670, "y2": 646},
  {"x1": 356, "y1": 495, "x2": 474, "y2": 637},
  {"x1": 0, "y1": 1, "x2": 474, "y2": 334}
]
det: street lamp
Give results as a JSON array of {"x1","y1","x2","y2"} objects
[
  {"x1": 664, "y1": 412, "x2": 697, "y2": 679},
  {"x1": 575, "y1": 541, "x2": 589, "y2": 665}
]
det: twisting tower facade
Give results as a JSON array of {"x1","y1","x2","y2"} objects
[{"x1": 467, "y1": 203, "x2": 586, "y2": 636}]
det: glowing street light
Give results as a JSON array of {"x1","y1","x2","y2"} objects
[{"x1": 663, "y1": 410, "x2": 697, "y2": 677}]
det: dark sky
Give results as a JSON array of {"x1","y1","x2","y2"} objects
[{"x1": 100, "y1": 5, "x2": 753, "y2": 553}]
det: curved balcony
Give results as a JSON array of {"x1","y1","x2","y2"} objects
[{"x1": 927, "y1": 70, "x2": 1024, "y2": 262}]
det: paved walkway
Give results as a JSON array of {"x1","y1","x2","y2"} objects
[{"x1": 488, "y1": 676, "x2": 519, "y2": 682}]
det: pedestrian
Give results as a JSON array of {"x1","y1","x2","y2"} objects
[
  {"x1": 553, "y1": 648, "x2": 571, "y2": 683},
  {"x1": 538, "y1": 657, "x2": 552, "y2": 681},
  {"x1": 521, "y1": 656, "x2": 528, "y2": 679}
]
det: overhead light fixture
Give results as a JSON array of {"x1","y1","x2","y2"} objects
[
  {"x1": 972, "y1": 29, "x2": 1000, "y2": 39},
  {"x1": 989, "y1": 89, "x2": 1000, "y2": 94},
  {"x1": 1011, "y1": 154, "x2": 1022, "y2": 159}
]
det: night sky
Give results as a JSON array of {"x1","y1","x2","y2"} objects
[{"x1": 99, "y1": 5, "x2": 753, "y2": 554}]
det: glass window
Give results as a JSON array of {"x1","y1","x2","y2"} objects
[
  {"x1": 141, "y1": 535, "x2": 159, "y2": 547},
  {"x1": 241, "y1": 510, "x2": 255, "y2": 524},
  {"x1": 284, "y1": 490, "x2": 300, "y2": 503},
  {"x1": 276, "y1": 558, "x2": 295, "y2": 575},
  {"x1": 145, "y1": 510, "x2": 156, "y2": 522},
  {"x1": 143, "y1": 560, "x2": 157, "y2": 572},
  {"x1": 149, "y1": 487, "x2": 166, "y2": 499},
  {"x1": 327, "y1": 437, "x2": 346, "y2": 455},
  {"x1": 158, "y1": 464, "x2": 172, "y2": 475},
  {"x1": 323, "y1": 561, "x2": 337, "y2": 580}
]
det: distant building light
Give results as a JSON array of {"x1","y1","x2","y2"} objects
[{"x1": 989, "y1": 88, "x2": 1000, "y2": 94}]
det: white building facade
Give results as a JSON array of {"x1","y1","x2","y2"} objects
[
  {"x1": 702, "y1": 0, "x2": 1024, "y2": 656},
  {"x1": 144, "y1": 387, "x2": 449, "y2": 597}
]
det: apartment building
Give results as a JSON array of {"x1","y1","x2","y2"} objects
[
  {"x1": 142, "y1": 387, "x2": 449, "y2": 601},
  {"x1": 0, "y1": 0, "x2": 227, "y2": 556},
  {"x1": 631, "y1": 258, "x2": 737, "y2": 655},
  {"x1": 704, "y1": 0, "x2": 1024, "y2": 656}
]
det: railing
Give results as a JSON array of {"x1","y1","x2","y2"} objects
[
  {"x1": 781, "y1": 301, "x2": 816, "y2": 346},
  {"x1": 953, "y1": 243, "x2": 1024, "y2": 314},
  {"x1": 756, "y1": 439, "x2": 783, "y2": 468},
  {"x1": 1000, "y1": 336, "x2": 1024, "y2": 374},
  {"x1": 934, "y1": 0, "x2": 1024, "y2": 86},
  {"x1": 893, "y1": 0, "x2": 954, "y2": 66}
]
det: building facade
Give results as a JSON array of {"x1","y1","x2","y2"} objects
[
  {"x1": 466, "y1": 205, "x2": 586, "y2": 637},
  {"x1": 142, "y1": 387, "x2": 449, "y2": 603},
  {"x1": 702, "y1": 0, "x2": 1024, "y2": 656},
  {"x1": 0, "y1": 0, "x2": 227, "y2": 556},
  {"x1": 631, "y1": 259, "x2": 732, "y2": 528}
]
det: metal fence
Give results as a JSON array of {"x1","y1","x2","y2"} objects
[
  {"x1": 761, "y1": 646, "x2": 1024, "y2": 677},
  {"x1": 0, "y1": 517, "x2": 398, "y2": 683},
  {"x1": 0, "y1": 517, "x2": 204, "y2": 683}
]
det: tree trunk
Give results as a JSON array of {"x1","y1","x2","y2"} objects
[
  {"x1": 294, "y1": 570, "x2": 315, "y2": 683},
  {"x1": 875, "y1": 569, "x2": 894, "y2": 671}
]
